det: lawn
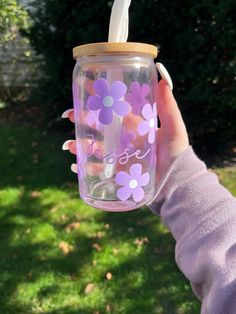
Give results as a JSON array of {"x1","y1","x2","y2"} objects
[{"x1": 0, "y1": 113, "x2": 235, "y2": 314}]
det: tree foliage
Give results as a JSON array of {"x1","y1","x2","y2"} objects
[
  {"x1": 26, "y1": 0, "x2": 236, "y2": 154},
  {"x1": 0, "y1": 0, "x2": 29, "y2": 42}
]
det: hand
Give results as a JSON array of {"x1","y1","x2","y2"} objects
[
  {"x1": 155, "y1": 79, "x2": 189, "y2": 181},
  {"x1": 62, "y1": 78, "x2": 189, "y2": 183}
]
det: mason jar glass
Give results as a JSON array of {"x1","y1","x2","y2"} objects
[{"x1": 72, "y1": 42, "x2": 158, "y2": 211}]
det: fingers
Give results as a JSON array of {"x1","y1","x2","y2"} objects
[
  {"x1": 71, "y1": 163, "x2": 78, "y2": 173},
  {"x1": 62, "y1": 137, "x2": 105, "y2": 177},
  {"x1": 71, "y1": 162, "x2": 103, "y2": 176},
  {"x1": 61, "y1": 109, "x2": 74, "y2": 122},
  {"x1": 62, "y1": 110, "x2": 76, "y2": 174},
  {"x1": 157, "y1": 79, "x2": 188, "y2": 141},
  {"x1": 62, "y1": 107, "x2": 103, "y2": 133},
  {"x1": 62, "y1": 140, "x2": 76, "y2": 154},
  {"x1": 62, "y1": 106, "x2": 105, "y2": 176},
  {"x1": 62, "y1": 139, "x2": 104, "y2": 156},
  {"x1": 155, "y1": 63, "x2": 182, "y2": 137},
  {"x1": 156, "y1": 63, "x2": 173, "y2": 90}
]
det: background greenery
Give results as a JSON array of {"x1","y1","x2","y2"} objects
[
  {"x1": 0, "y1": 106, "x2": 235, "y2": 313},
  {"x1": 0, "y1": 0, "x2": 28, "y2": 42},
  {"x1": 0, "y1": 1, "x2": 235, "y2": 313},
  {"x1": 25, "y1": 0, "x2": 236, "y2": 155}
]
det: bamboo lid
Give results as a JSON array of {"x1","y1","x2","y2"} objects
[{"x1": 72, "y1": 42, "x2": 158, "y2": 59}]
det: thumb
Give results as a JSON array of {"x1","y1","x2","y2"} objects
[{"x1": 157, "y1": 79, "x2": 188, "y2": 142}]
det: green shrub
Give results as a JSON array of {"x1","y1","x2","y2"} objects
[{"x1": 26, "y1": 0, "x2": 236, "y2": 154}]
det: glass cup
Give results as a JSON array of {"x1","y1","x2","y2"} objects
[{"x1": 72, "y1": 42, "x2": 158, "y2": 211}]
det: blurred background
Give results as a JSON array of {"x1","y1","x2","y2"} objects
[{"x1": 0, "y1": 0, "x2": 235, "y2": 313}]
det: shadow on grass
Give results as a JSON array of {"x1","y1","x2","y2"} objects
[{"x1": 0, "y1": 125, "x2": 200, "y2": 313}]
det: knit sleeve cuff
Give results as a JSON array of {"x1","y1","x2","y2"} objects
[
  {"x1": 148, "y1": 146, "x2": 234, "y2": 244},
  {"x1": 148, "y1": 145, "x2": 206, "y2": 213}
]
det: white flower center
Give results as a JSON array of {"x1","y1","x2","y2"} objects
[
  {"x1": 103, "y1": 96, "x2": 114, "y2": 107},
  {"x1": 149, "y1": 118, "x2": 155, "y2": 128},
  {"x1": 129, "y1": 179, "x2": 138, "y2": 189}
]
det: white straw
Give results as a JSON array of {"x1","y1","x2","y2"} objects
[
  {"x1": 108, "y1": 0, "x2": 131, "y2": 42},
  {"x1": 103, "y1": 0, "x2": 132, "y2": 179}
]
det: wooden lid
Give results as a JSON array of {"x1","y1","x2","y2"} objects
[{"x1": 72, "y1": 42, "x2": 158, "y2": 59}]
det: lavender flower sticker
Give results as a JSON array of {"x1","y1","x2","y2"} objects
[
  {"x1": 115, "y1": 163, "x2": 150, "y2": 202},
  {"x1": 125, "y1": 81, "x2": 150, "y2": 115},
  {"x1": 87, "y1": 78, "x2": 129, "y2": 125},
  {"x1": 138, "y1": 103, "x2": 158, "y2": 144}
]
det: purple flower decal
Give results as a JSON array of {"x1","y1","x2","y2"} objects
[
  {"x1": 115, "y1": 163, "x2": 150, "y2": 202},
  {"x1": 138, "y1": 103, "x2": 158, "y2": 144},
  {"x1": 87, "y1": 78, "x2": 129, "y2": 125},
  {"x1": 125, "y1": 81, "x2": 150, "y2": 115}
]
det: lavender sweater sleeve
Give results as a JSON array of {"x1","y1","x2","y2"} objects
[{"x1": 149, "y1": 146, "x2": 236, "y2": 314}]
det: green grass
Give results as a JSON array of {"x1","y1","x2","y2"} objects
[
  {"x1": 214, "y1": 167, "x2": 236, "y2": 196},
  {"x1": 0, "y1": 123, "x2": 235, "y2": 314}
]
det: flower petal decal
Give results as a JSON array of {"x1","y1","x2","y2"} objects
[
  {"x1": 87, "y1": 78, "x2": 129, "y2": 125},
  {"x1": 125, "y1": 81, "x2": 150, "y2": 115},
  {"x1": 115, "y1": 163, "x2": 150, "y2": 202},
  {"x1": 138, "y1": 103, "x2": 158, "y2": 144}
]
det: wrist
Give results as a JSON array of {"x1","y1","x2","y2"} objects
[{"x1": 148, "y1": 146, "x2": 203, "y2": 207}]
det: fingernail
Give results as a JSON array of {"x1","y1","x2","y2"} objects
[
  {"x1": 156, "y1": 63, "x2": 173, "y2": 90},
  {"x1": 61, "y1": 109, "x2": 73, "y2": 118},
  {"x1": 62, "y1": 140, "x2": 74, "y2": 150},
  {"x1": 71, "y1": 163, "x2": 78, "y2": 173}
]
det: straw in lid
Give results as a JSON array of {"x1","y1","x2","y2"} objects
[{"x1": 72, "y1": 42, "x2": 158, "y2": 59}]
